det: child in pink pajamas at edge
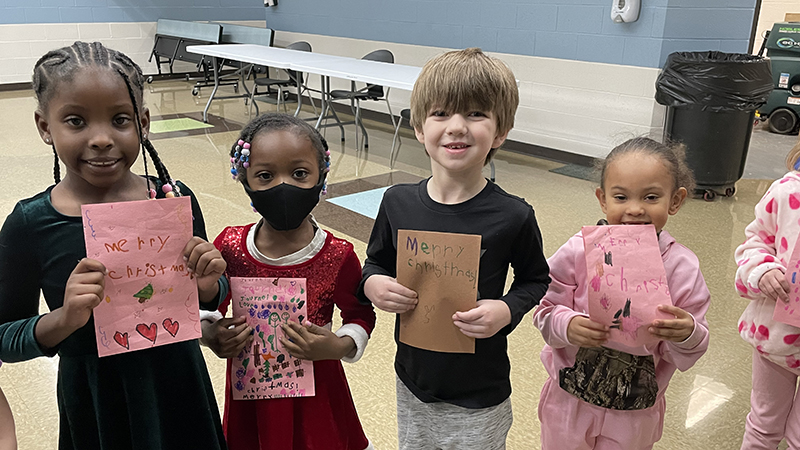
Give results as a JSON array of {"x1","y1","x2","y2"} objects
[
  {"x1": 737, "y1": 136, "x2": 800, "y2": 450},
  {"x1": 533, "y1": 137, "x2": 711, "y2": 450}
]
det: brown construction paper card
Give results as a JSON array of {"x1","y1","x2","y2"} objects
[{"x1": 396, "y1": 229, "x2": 480, "y2": 353}]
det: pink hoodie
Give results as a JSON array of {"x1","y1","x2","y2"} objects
[
  {"x1": 735, "y1": 171, "x2": 800, "y2": 372},
  {"x1": 533, "y1": 230, "x2": 710, "y2": 398}
]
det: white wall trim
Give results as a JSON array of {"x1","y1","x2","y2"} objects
[{"x1": 274, "y1": 30, "x2": 665, "y2": 159}]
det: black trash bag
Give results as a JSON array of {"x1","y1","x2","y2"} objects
[{"x1": 655, "y1": 51, "x2": 773, "y2": 112}]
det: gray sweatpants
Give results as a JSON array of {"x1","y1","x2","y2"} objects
[{"x1": 396, "y1": 376, "x2": 513, "y2": 450}]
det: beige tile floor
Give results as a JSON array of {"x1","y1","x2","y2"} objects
[{"x1": 0, "y1": 80, "x2": 781, "y2": 449}]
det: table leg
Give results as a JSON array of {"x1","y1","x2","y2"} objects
[
  {"x1": 293, "y1": 74, "x2": 303, "y2": 117},
  {"x1": 314, "y1": 75, "x2": 328, "y2": 129},
  {"x1": 202, "y1": 56, "x2": 220, "y2": 123}
]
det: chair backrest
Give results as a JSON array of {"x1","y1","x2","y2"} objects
[
  {"x1": 362, "y1": 49, "x2": 393, "y2": 98},
  {"x1": 156, "y1": 19, "x2": 221, "y2": 43},
  {"x1": 218, "y1": 23, "x2": 274, "y2": 46},
  {"x1": 286, "y1": 41, "x2": 312, "y2": 85}
]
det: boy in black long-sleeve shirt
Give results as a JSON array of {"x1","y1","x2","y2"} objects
[{"x1": 359, "y1": 48, "x2": 550, "y2": 450}]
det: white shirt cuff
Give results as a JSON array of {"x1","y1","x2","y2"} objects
[
  {"x1": 199, "y1": 310, "x2": 223, "y2": 323},
  {"x1": 335, "y1": 323, "x2": 370, "y2": 363}
]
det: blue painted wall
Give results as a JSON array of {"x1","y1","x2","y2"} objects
[
  {"x1": 0, "y1": 0, "x2": 265, "y2": 25},
  {"x1": 2, "y1": 0, "x2": 757, "y2": 69},
  {"x1": 263, "y1": 0, "x2": 757, "y2": 69}
]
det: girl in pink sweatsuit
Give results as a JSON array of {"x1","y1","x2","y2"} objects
[
  {"x1": 533, "y1": 137, "x2": 710, "y2": 450},
  {"x1": 736, "y1": 138, "x2": 800, "y2": 450}
]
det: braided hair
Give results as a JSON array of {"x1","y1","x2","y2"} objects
[
  {"x1": 230, "y1": 113, "x2": 331, "y2": 191},
  {"x1": 32, "y1": 41, "x2": 176, "y2": 196}
]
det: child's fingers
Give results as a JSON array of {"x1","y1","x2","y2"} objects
[
  {"x1": 281, "y1": 323, "x2": 306, "y2": 345},
  {"x1": 388, "y1": 280, "x2": 418, "y2": 298},
  {"x1": 72, "y1": 258, "x2": 108, "y2": 276},
  {"x1": 651, "y1": 317, "x2": 691, "y2": 329},
  {"x1": 453, "y1": 307, "x2": 484, "y2": 323},
  {"x1": 188, "y1": 247, "x2": 214, "y2": 274},
  {"x1": 181, "y1": 237, "x2": 203, "y2": 261},
  {"x1": 74, "y1": 293, "x2": 103, "y2": 309},
  {"x1": 227, "y1": 324, "x2": 253, "y2": 347},
  {"x1": 578, "y1": 327, "x2": 610, "y2": 341},
  {"x1": 72, "y1": 271, "x2": 107, "y2": 288},
  {"x1": 385, "y1": 291, "x2": 418, "y2": 306},
  {"x1": 221, "y1": 322, "x2": 251, "y2": 341},
  {"x1": 766, "y1": 280, "x2": 788, "y2": 303},
  {"x1": 579, "y1": 318, "x2": 609, "y2": 332},
  {"x1": 279, "y1": 337, "x2": 305, "y2": 358},
  {"x1": 302, "y1": 321, "x2": 327, "y2": 336},
  {"x1": 376, "y1": 300, "x2": 416, "y2": 313},
  {"x1": 453, "y1": 320, "x2": 486, "y2": 335},
  {"x1": 656, "y1": 304, "x2": 690, "y2": 318},
  {"x1": 183, "y1": 239, "x2": 215, "y2": 272},
  {"x1": 649, "y1": 326, "x2": 689, "y2": 340}
]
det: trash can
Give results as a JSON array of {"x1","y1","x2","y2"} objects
[{"x1": 656, "y1": 51, "x2": 773, "y2": 201}]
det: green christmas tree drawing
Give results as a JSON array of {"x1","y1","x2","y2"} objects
[{"x1": 134, "y1": 283, "x2": 154, "y2": 304}]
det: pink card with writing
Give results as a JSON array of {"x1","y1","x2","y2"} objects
[
  {"x1": 230, "y1": 277, "x2": 315, "y2": 400},
  {"x1": 582, "y1": 225, "x2": 672, "y2": 347},
  {"x1": 774, "y1": 237, "x2": 800, "y2": 327},
  {"x1": 81, "y1": 196, "x2": 201, "y2": 357}
]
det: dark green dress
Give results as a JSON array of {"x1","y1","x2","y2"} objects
[{"x1": 0, "y1": 180, "x2": 227, "y2": 450}]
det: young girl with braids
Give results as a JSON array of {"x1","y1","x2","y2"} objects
[
  {"x1": 533, "y1": 137, "x2": 710, "y2": 450},
  {"x1": 200, "y1": 113, "x2": 376, "y2": 450},
  {"x1": 0, "y1": 42, "x2": 227, "y2": 449}
]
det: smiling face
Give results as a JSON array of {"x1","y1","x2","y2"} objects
[
  {"x1": 34, "y1": 66, "x2": 147, "y2": 191},
  {"x1": 245, "y1": 130, "x2": 321, "y2": 191},
  {"x1": 415, "y1": 108, "x2": 508, "y2": 175},
  {"x1": 595, "y1": 152, "x2": 687, "y2": 233}
]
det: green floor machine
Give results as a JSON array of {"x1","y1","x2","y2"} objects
[{"x1": 757, "y1": 21, "x2": 800, "y2": 134}]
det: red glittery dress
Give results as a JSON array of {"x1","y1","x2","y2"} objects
[{"x1": 214, "y1": 224, "x2": 375, "y2": 450}]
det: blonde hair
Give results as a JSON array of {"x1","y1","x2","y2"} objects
[
  {"x1": 786, "y1": 134, "x2": 800, "y2": 172},
  {"x1": 410, "y1": 48, "x2": 519, "y2": 164}
]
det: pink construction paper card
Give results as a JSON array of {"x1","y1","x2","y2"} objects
[
  {"x1": 81, "y1": 196, "x2": 201, "y2": 357},
  {"x1": 230, "y1": 277, "x2": 315, "y2": 400},
  {"x1": 774, "y1": 237, "x2": 800, "y2": 327},
  {"x1": 582, "y1": 225, "x2": 672, "y2": 347}
]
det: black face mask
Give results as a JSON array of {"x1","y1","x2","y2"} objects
[{"x1": 243, "y1": 178, "x2": 324, "y2": 231}]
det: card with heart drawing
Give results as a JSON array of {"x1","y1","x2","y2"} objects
[{"x1": 81, "y1": 197, "x2": 202, "y2": 357}]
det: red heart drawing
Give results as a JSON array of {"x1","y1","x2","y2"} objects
[
  {"x1": 113, "y1": 332, "x2": 129, "y2": 349},
  {"x1": 136, "y1": 323, "x2": 158, "y2": 344},
  {"x1": 162, "y1": 318, "x2": 179, "y2": 337}
]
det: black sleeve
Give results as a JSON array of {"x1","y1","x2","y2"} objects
[
  {"x1": 500, "y1": 207, "x2": 550, "y2": 332},
  {"x1": 176, "y1": 181, "x2": 208, "y2": 241},
  {"x1": 357, "y1": 200, "x2": 395, "y2": 304},
  {"x1": 176, "y1": 181, "x2": 225, "y2": 310},
  {"x1": 0, "y1": 203, "x2": 50, "y2": 362}
]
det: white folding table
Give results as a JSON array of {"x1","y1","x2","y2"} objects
[
  {"x1": 186, "y1": 44, "x2": 342, "y2": 122},
  {"x1": 186, "y1": 44, "x2": 421, "y2": 141}
]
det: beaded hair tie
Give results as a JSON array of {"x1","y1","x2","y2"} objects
[
  {"x1": 229, "y1": 138, "x2": 331, "y2": 198},
  {"x1": 148, "y1": 179, "x2": 181, "y2": 199},
  {"x1": 230, "y1": 139, "x2": 251, "y2": 179}
]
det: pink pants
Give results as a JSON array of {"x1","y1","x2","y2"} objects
[
  {"x1": 741, "y1": 350, "x2": 800, "y2": 449},
  {"x1": 538, "y1": 378, "x2": 665, "y2": 450}
]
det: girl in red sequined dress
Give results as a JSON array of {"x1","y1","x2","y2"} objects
[{"x1": 200, "y1": 114, "x2": 376, "y2": 450}]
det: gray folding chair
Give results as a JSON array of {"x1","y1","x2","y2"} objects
[
  {"x1": 328, "y1": 49, "x2": 396, "y2": 149},
  {"x1": 249, "y1": 41, "x2": 317, "y2": 117}
]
